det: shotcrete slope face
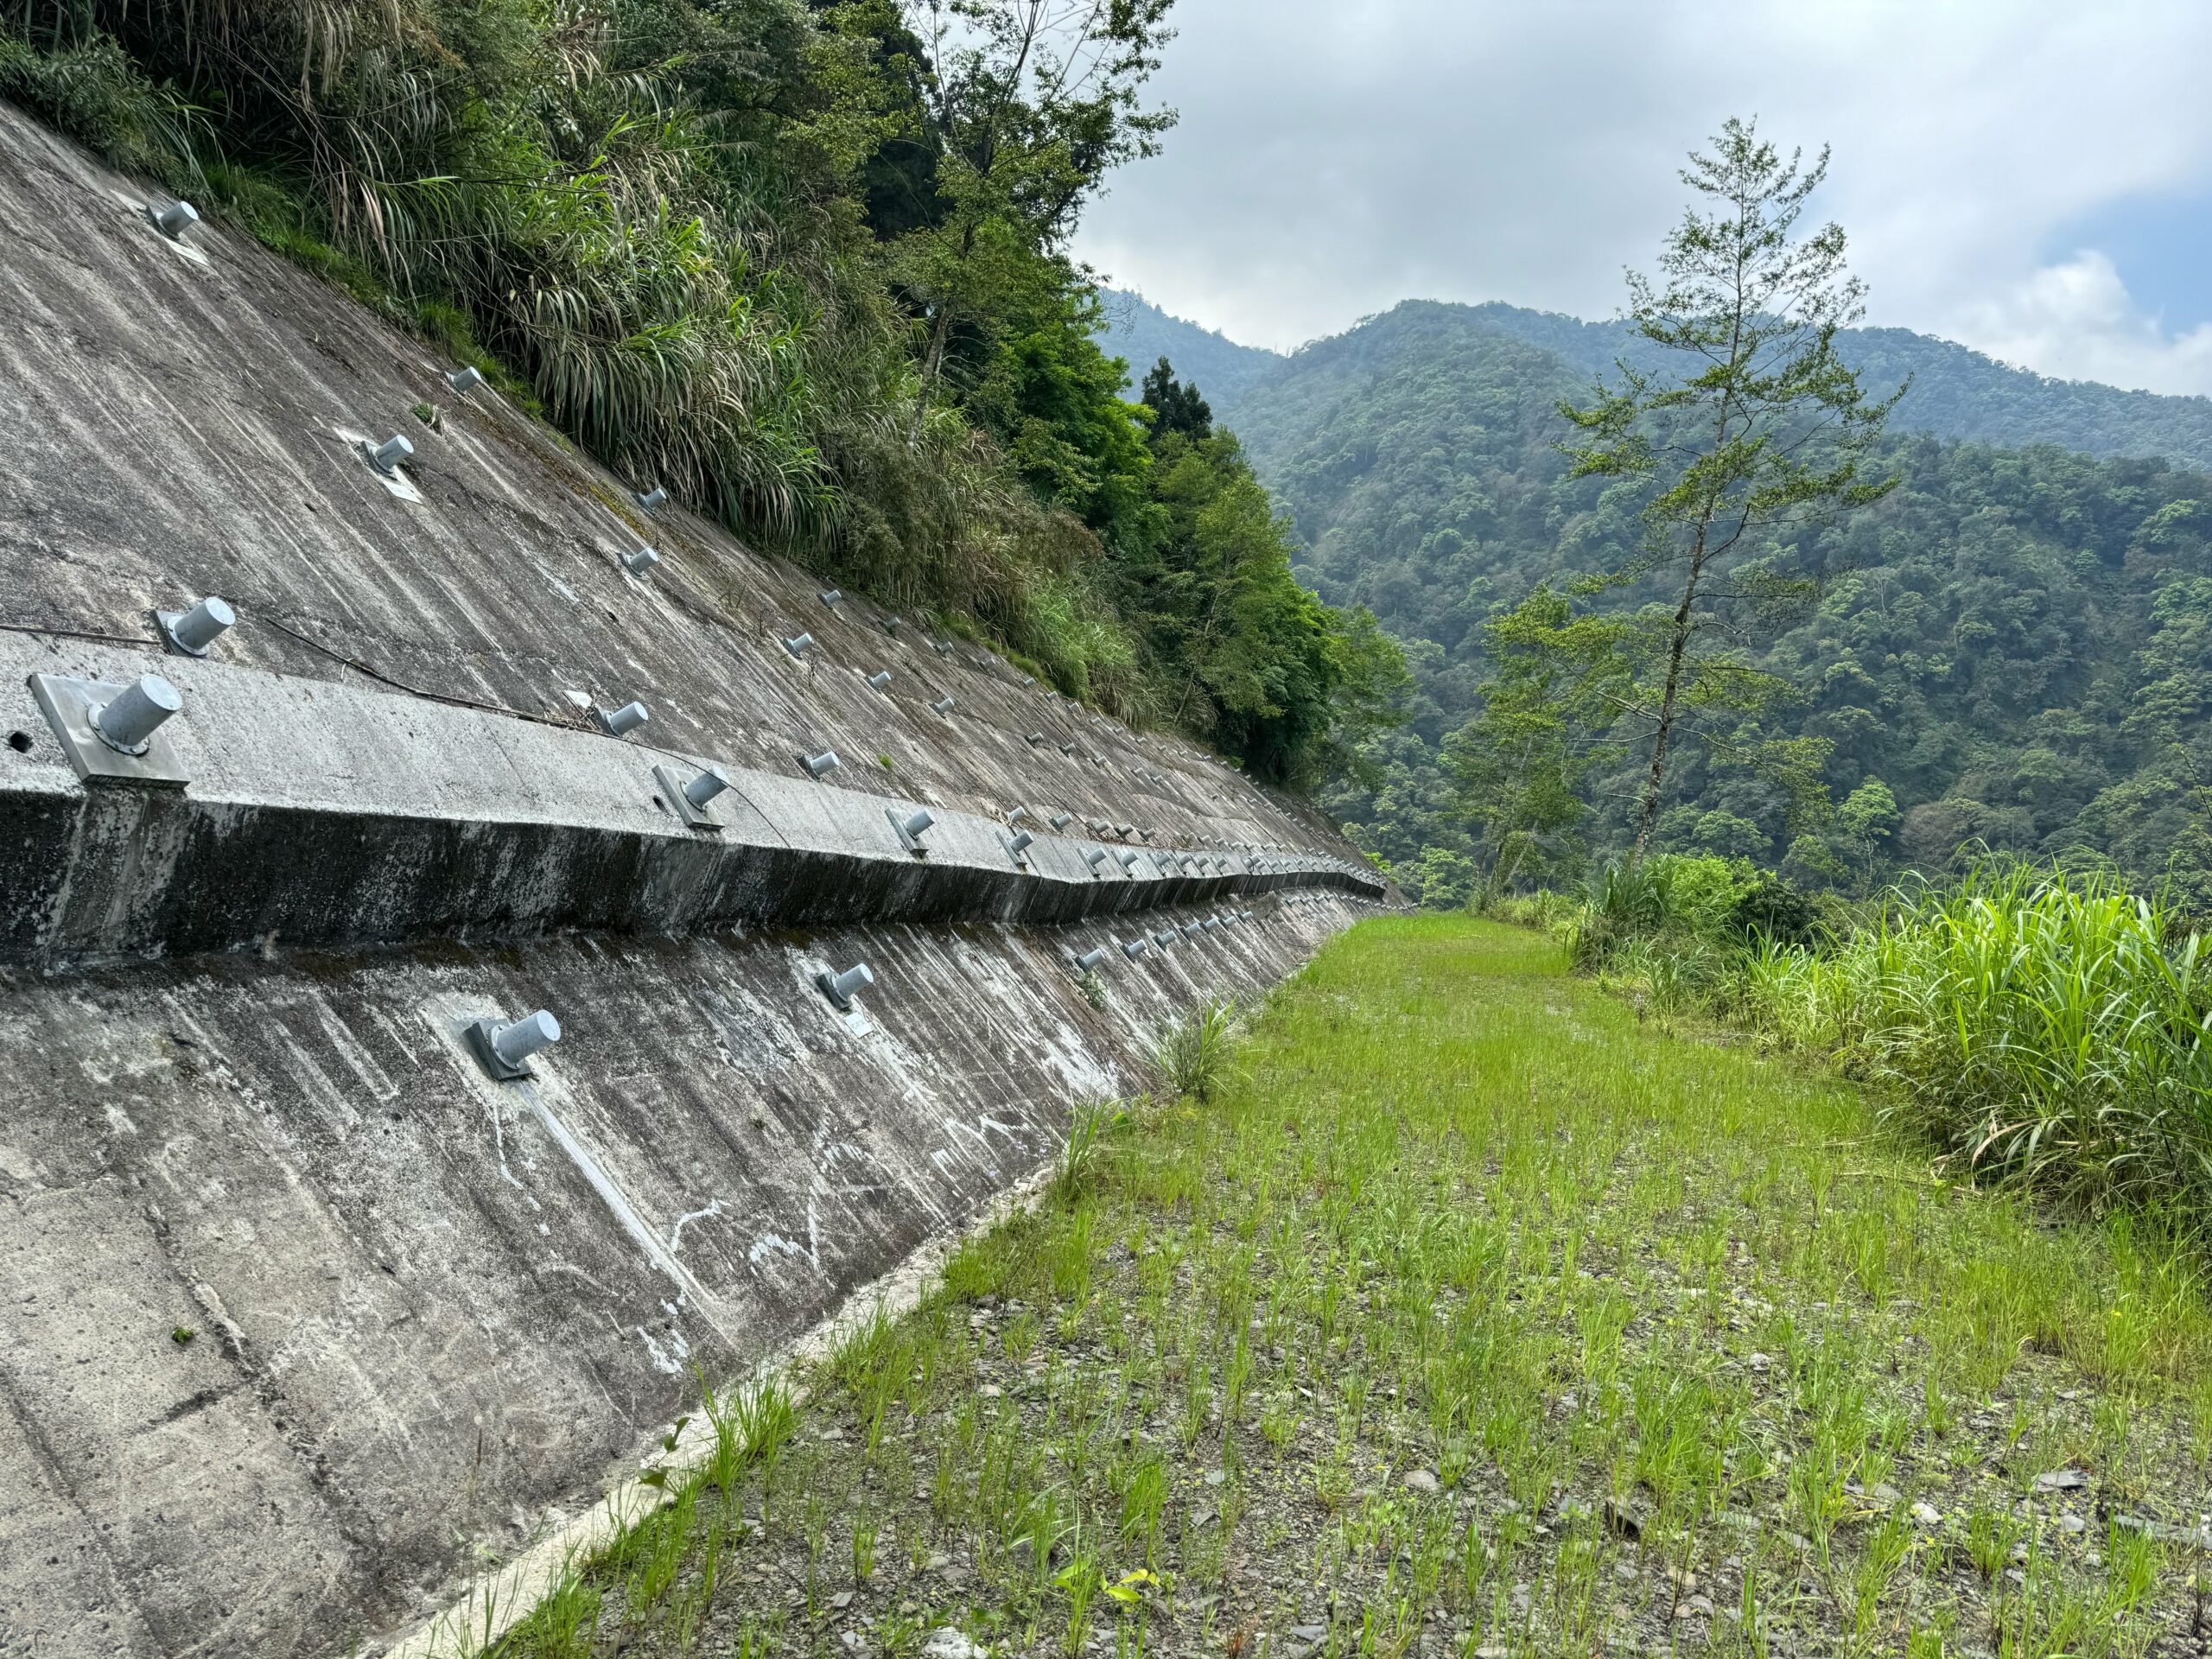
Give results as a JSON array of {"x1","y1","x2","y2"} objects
[{"x1": 0, "y1": 105, "x2": 1388, "y2": 1656}]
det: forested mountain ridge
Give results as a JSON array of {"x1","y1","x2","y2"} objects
[
  {"x1": 1096, "y1": 289, "x2": 1283, "y2": 407},
  {"x1": 1100, "y1": 295, "x2": 2212, "y2": 905},
  {"x1": 1099, "y1": 289, "x2": 2212, "y2": 472}
]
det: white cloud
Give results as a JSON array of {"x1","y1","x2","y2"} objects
[
  {"x1": 1072, "y1": 0, "x2": 2212, "y2": 391},
  {"x1": 1941, "y1": 251, "x2": 2212, "y2": 397}
]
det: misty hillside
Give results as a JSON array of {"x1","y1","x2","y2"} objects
[{"x1": 1096, "y1": 289, "x2": 1284, "y2": 407}]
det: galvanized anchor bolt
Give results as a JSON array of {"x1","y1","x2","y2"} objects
[
  {"x1": 888, "y1": 806, "x2": 934, "y2": 852},
  {"x1": 800, "y1": 749, "x2": 841, "y2": 778},
  {"x1": 368, "y1": 434, "x2": 414, "y2": 474},
  {"x1": 1116, "y1": 851, "x2": 1140, "y2": 873},
  {"x1": 1058, "y1": 742, "x2": 1076, "y2": 755},
  {"x1": 594, "y1": 700, "x2": 649, "y2": 737},
  {"x1": 467, "y1": 1007, "x2": 561, "y2": 1079},
  {"x1": 92, "y1": 674, "x2": 181, "y2": 755},
  {"x1": 1085, "y1": 849, "x2": 1109, "y2": 871},
  {"x1": 784, "y1": 632, "x2": 816, "y2": 660},
  {"x1": 1006, "y1": 805, "x2": 1029, "y2": 826},
  {"x1": 1114, "y1": 823, "x2": 1134, "y2": 838},
  {"x1": 1027, "y1": 731, "x2": 1047, "y2": 744},
  {"x1": 817, "y1": 962, "x2": 874, "y2": 1010},
  {"x1": 683, "y1": 766, "x2": 730, "y2": 809},
  {"x1": 1153, "y1": 931, "x2": 1176, "y2": 948},
  {"x1": 1088, "y1": 818, "x2": 1109, "y2": 834},
  {"x1": 867, "y1": 670, "x2": 893, "y2": 691},
  {"x1": 1050, "y1": 812, "x2": 1074, "y2": 830},
  {"x1": 492, "y1": 1010, "x2": 560, "y2": 1066},
  {"x1": 1122, "y1": 938, "x2": 1149, "y2": 959},
  {"x1": 819, "y1": 588, "x2": 842, "y2": 607},
  {"x1": 623, "y1": 545, "x2": 661, "y2": 575},
  {"x1": 930, "y1": 696, "x2": 955, "y2": 715},
  {"x1": 1182, "y1": 923, "x2": 1202, "y2": 938},
  {"x1": 155, "y1": 200, "x2": 200, "y2": 238},
  {"x1": 445, "y1": 365, "x2": 482, "y2": 395},
  {"x1": 637, "y1": 486, "x2": 668, "y2": 513},
  {"x1": 1004, "y1": 829, "x2": 1035, "y2": 860},
  {"x1": 1075, "y1": 947, "x2": 1109, "y2": 973},
  {"x1": 157, "y1": 594, "x2": 234, "y2": 657}
]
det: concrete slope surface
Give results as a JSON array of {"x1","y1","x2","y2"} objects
[{"x1": 0, "y1": 103, "x2": 1392, "y2": 1658}]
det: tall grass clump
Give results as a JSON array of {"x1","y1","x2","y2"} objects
[
  {"x1": 1527, "y1": 855, "x2": 2212, "y2": 1230},
  {"x1": 1052, "y1": 1095, "x2": 1128, "y2": 1205},
  {"x1": 0, "y1": 20, "x2": 205, "y2": 185},
  {"x1": 1814, "y1": 866, "x2": 2212, "y2": 1218},
  {"x1": 1151, "y1": 1000, "x2": 1240, "y2": 1104}
]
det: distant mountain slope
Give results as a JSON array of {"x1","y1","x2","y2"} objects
[
  {"x1": 1094, "y1": 289, "x2": 1282, "y2": 406},
  {"x1": 1097, "y1": 289, "x2": 2212, "y2": 473},
  {"x1": 1460, "y1": 302, "x2": 2212, "y2": 472},
  {"x1": 1097, "y1": 294, "x2": 2212, "y2": 906}
]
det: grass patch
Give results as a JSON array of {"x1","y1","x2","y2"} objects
[{"x1": 494, "y1": 916, "x2": 2212, "y2": 1658}]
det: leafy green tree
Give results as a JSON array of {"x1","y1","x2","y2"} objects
[
  {"x1": 973, "y1": 288, "x2": 1159, "y2": 550},
  {"x1": 1835, "y1": 777, "x2": 1900, "y2": 885},
  {"x1": 1314, "y1": 602, "x2": 1414, "y2": 789},
  {"x1": 890, "y1": 0, "x2": 1176, "y2": 421},
  {"x1": 1560, "y1": 117, "x2": 1904, "y2": 855},
  {"x1": 1689, "y1": 810, "x2": 1766, "y2": 861},
  {"x1": 1443, "y1": 588, "x2": 1598, "y2": 898},
  {"x1": 1135, "y1": 435, "x2": 1331, "y2": 770},
  {"x1": 1141, "y1": 355, "x2": 1211, "y2": 440}
]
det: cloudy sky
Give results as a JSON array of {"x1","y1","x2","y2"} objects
[{"x1": 1071, "y1": 1, "x2": 2212, "y2": 396}]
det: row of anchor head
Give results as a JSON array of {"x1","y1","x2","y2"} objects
[
  {"x1": 464, "y1": 954, "x2": 878, "y2": 1080},
  {"x1": 463, "y1": 884, "x2": 1332, "y2": 1086}
]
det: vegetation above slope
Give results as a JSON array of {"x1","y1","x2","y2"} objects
[
  {"x1": 484, "y1": 915, "x2": 2211, "y2": 1658},
  {"x1": 0, "y1": 0, "x2": 1402, "y2": 785}
]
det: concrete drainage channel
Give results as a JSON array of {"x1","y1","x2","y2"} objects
[{"x1": 0, "y1": 103, "x2": 1395, "y2": 1659}]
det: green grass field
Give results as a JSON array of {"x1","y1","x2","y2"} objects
[{"x1": 499, "y1": 915, "x2": 2212, "y2": 1658}]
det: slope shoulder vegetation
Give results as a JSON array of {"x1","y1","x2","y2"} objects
[{"x1": 0, "y1": 0, "x2": 1401, "y2": 785}]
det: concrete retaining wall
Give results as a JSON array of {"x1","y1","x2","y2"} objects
[
  {"x1": 0, "y1": 101, "x2": 1393, "y2": 1658},
  {"x1": 0, "y1": 893, "x2": 1374, "y2": 1658}
]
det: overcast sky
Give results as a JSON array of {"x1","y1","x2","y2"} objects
[{"x1": 1071, "y1": 1, "x2": 2212, "y2": 396}]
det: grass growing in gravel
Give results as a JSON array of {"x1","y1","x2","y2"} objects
[{"x1": 493, "y1": 915, "x2": 2212, "y2": 1659}]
